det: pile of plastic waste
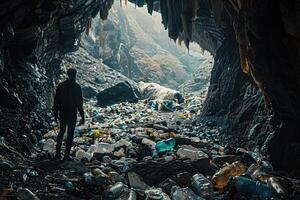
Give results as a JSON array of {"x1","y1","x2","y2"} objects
[{"x1": 29, "y1": 98, "x2": 299, "y2": 199}]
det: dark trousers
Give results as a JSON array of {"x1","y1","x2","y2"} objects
[{"x1": 56, "y1": 113, "x2": 77, "y2": 158}]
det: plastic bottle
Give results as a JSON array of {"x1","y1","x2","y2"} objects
[
  {"x1": 43, "y1": 139, "x2": 55, "y2": 155},
  {"x1": 177, "y1": 145, "x2": 208, "y2": 161},
  {"x1": 126, "y1": 190, "x2": 137, "y2": 200},
  {"x1": 75, "y1": 149, "x2": 93, "y2": 161},
  {"x1": 236, "y1": 148, "x2": 263, "y2": 164},
  {"x1": 0, "y1": 137, "x2": 6, "y2": 145},
  {"x1": 103, "y1": 182, "x2": 124, "y2": 200},
  {"x1": 232, "y1": 176, "x2": 277, "y2": 198},
  {"x1": 191, "y1": 174, "x2": 213, "y2": 198},
  {"x1": 171, "y1": 186, "x2": 204, "y2": 200},
  {"x1": 155, "y1": 138, "x2": 176, "y2": 154},
  {"x1": 142, "y1": 138, "x2": 156, "y2": 149},
  {"x1": 114, "y1": 139, "x2": 131, "y2": 148},
  {"x1": 212, "y1": 161, "x2": 247, "y2": 189},
  {"x1": 267, "y1": 177, "x2": 286, "y2": 194},
  {"x1": 84, "y1": 172, "x2": 94, "y2": 185},
  {"x1": 145, "y1": 188, "x2": 170, "y2": 200},
  {"x1": 90, "y1": 141, "x2": 114, "y2": 154}
]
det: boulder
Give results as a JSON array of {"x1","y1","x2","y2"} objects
[
  {"x1": 97, "y1": 81, "x2": 139, "y2": 107},
  {"x1": 82, "y1": 85, "x2": 97, "y2": 99},
  {"x1": 129, "y1": 158, "x2": 212, "y2": 186},
  {"x1": 138, "y1": 82, "x2": 184, "y2": 103}
]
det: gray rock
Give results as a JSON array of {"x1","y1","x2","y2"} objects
[
  {"x1": 94, "y1": 76, "x2": 107, "y2": 84},
  {"x1": 127, "y1": 172, "x2": 150, "y2": 191},
  {"x1": 97, "y1": 81, "x2": 139, "y2": 107},
  {"x1": 82, "y1": 85, "x2": 97, "y2": 99}
]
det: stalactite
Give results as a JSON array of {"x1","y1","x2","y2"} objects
[
  {"x1": 86, "y1": 17, "x2": 92, "y2": 35},
  {"x1": 135, "y1": 0, "x2": 145, "y2": 7},
  {"x1": 167, "y1": 0, "x2": 181, "y2": 41},
  {"x1": 160, "y1": 0, "x2": 168, "y2": 30},
  {"x1": 145, "y1": 0, "x2": 154, "y2": 15},
  {"x1": 99, "y1": 0, "x2": 114, "y2": 20}
]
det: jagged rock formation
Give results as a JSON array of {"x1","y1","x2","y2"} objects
[{"x1": 1, "y1": 0, "x2": 300, "y2": 171}]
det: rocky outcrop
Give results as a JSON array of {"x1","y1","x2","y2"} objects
[
  {"x1": 62, "y1": 47, "x2": 137, "y2": 96},
  {"x1": 97, "y1": 81, "x2": 140, "y2": 107}
]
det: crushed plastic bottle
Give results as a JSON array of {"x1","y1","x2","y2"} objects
[
  {"x1": 267, "y1": 177, "x2": 287, "y2": 194},
  {"x1": 109, "y1": 171, "x2": 124, "y2": 183},
  {"x1": 145, "y1": 188, "x2": 170, "y2": 200},
  {"x1": 237, "y1": 148, "x2": 263, "y2": 164},
  {"x1": 103, "y1": 182, "x2": 124, "y2": 200},
  {"x1": 114, "y1": 139, "x2": 131, "y2": 148},
  {"x1": 212, "y1": 161, "x2": 247, "y2": 189},
  {"x1": 171, "y1": 186, "x2": 204, "y2": 200},
  {"x1": 155, "y1": 138, "x2": 176, "y2": 154},
  {"x1": 176, "y1": 145, "x2": 208, "y2": 161},
  {"x1": 232, "y1": 176, "x2": 277, "y2": 198},
  {"x1": 142, "y1": 138, "x2": 156, "y2": 149},
  {"x1": 127, "y1": 190, "x2": 137, "y2": 200},
  {"x1": 43, "y1": 139, "x2": 56, "y2": 155},
  {"x1": 0, "y1": 137, "x2": 6, "y2": 145},
  {"x1": 191, "y1": 174, "x2": 213, "y2": 198},
  {"x1": 103, "y1": 155, "x2": 112, "y2": 164},
  {"x1": 75, "y1": 148, "x2": 93, "y2": 161},
  {"x1": 89, "y1": 141, "x2": 114, "y2": 153},
  {"x1": 84, "y1": 172, "x2": 94, "y2": 185}
]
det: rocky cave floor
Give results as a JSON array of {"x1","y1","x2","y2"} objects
[
  {"x1": 1, "y1": 96, "x2": 300, "y2": 200},
  {"x1": 1, "y1": 50, "x2": 300, "y2": 200}
]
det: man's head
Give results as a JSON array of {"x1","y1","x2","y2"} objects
[{"x1": 67, "y1": 68, "x2": 77, "y2": 80}]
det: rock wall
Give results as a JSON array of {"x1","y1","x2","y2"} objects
[
  {"x1": 0, "y1": 0, "x2": 114, "y2": 150},
  {"x1": 128, "y1": 0, "x2": 300, "y2": 170}
]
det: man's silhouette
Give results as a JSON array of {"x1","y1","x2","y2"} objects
[{"x1": 53, "y1": 68, "x2": 85, "y2": 161}]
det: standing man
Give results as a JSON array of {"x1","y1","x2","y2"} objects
[{"x1": 53, "y1": 68, "x2": 85, "y2": 161}]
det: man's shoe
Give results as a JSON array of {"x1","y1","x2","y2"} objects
[
  {"x1": 52, "y1": 154, "x2": 62, "y2": 161},
  {"x1": 63, "y1": 155, "x2": 74, "y2": 161}
]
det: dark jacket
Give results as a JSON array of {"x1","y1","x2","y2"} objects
[{"x1": 53, "y1": 78, "x2": 84, "y2": 120}]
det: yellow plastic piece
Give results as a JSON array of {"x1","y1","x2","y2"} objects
[
  {"x1": 178, "y1": 113, "x2": 186, "y2": 119},
  {"x1": 93, "y1": 128, "x2": 104, "y2": 138}
]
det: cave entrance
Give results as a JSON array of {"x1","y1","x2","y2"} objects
[{"x1": 78, "y1": 0, "x2": 214, "y2": 112}]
